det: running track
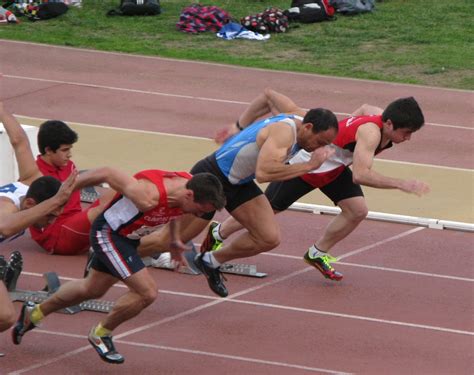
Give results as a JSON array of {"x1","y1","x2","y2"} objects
[{"x1": 0, "y1": 40, "x2": 473, "y2": 375}]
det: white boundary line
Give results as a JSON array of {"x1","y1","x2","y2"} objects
[
  {"x1": 1, "y1": 39, "x2": 472, "y2": 93},
  {"x1": 5, "y1": 74, "x2": 473, "y2": 130}
]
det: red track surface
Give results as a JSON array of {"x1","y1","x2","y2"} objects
[{"x1": 0, "y1": 40, "x2": 473, "y2": 374}]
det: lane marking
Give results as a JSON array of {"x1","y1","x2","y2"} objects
[
  {"x1": 1, "y1": 39, "x2": 472, "y2": 93},
  {"x1": 4, "y1": 74, "x2": 473, "y2": 130},
  {"x1": 337, "y1": 227, "x2": 426, "y2": 260},
  {"x1": 10, "y1": 330, "x2": 350, "y2": 375}
]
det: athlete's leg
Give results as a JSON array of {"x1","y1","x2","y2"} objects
[
  {"x1": 212, "y1": 194, "x2": 280, "y2": 264},
  {"x1": 39, "y1": 269, "x2": 117, "y2": 316},
  {"x1": 0, "y1": 283, "x2": 15, "y2": 332},
  {"x1": 99, "y1": 267, "x2": 157, "y2": 331},
  {"x1": 315, "y1": 196, "x2": 368, "y2": 251}
]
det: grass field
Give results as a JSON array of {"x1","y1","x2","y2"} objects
[{"x1": 0, "y1": 0, "x2": 473, "y2": 89}]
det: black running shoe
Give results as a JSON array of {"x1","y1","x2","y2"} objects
[
  {"x1": 194, "y1": 253, "x2": 228, "y2": 297},
  {"x1": 88, "y1": 328, "x2": 124, "y2": 364},
  {"x1": 5, "y1": 251, "x2": 23, "y2": 291},
  {"x1": 12, "y1": 301, "x2": 37, "y2": 345}
]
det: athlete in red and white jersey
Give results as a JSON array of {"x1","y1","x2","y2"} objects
[
  {"x1": 104, "y1": 170, "x2": 191, "y2": 240},
  {"x1": 12, "y1": 167, "x2": 226, "y2": 364},
  {"x1": 291, "y1": 114, "x2": 392, "y2": 188},
  {"x1": 208, "y1": 88, "x2": 430, "y2": 282}
]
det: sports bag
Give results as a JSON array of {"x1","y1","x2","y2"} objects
[
  {"x1": 285, "y1": 1, "x2": 335, "y2": 23},
  {"x1": 329, "y1": 0, "x2": 375, "y2": 14},
  {"x1": 108, "y1": 0, "x2": 161, "y2": 16}
]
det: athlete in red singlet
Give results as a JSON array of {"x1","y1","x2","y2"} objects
[
  {"x1": 207, "y1": 88, "x2": 430, "y2": 282},
  {"x1": 12, "y1": 167, "x2": 225, "y2": 364}
]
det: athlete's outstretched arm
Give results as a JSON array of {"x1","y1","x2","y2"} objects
[
  {"x1": 215, "y1": 88, "x2": 306, "y2": 144},
  {"x1": 351, "y1": 104, "x2": 383, "y2": 117},
  {"x1": 0, "y1": 172, "x2": 76, "y2": 239},
  {"x1": 0, "y1": 102, "x2": 41, "y2": 184},
  {"x1": 352, "y1": 124, "x2": 430, "y2": 196},
  {"x1": 75, "y1": 167, "x2": 157, "y2": 212}
]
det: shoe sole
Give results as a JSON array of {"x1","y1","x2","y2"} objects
[
  {"x1": 303, "y1": 257, "x2": 343, "y2": 281},
  {"x1": 88, "y1": 337, "x2": 125, "y2": 364},
  {"x1": 194, "y1": 257, "x2": 228, "y2": 297}
]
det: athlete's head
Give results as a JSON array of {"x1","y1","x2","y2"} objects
[
  {"x1": 22, "y1": 176, "x2": 62, "y2": 228},
  {"x1": 298, "y1": 108, "x2": 338, "y2": 152},
  {"x1": 182, "y1": 173, "x2": 226, "y2": 215},
  {"x1": 38, "y1": 120, "x2": 78, "y2": 167},
  {"x1": 382, "y1": 97, "x2": 425, "y2": 144}
]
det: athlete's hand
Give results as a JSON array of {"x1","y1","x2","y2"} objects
[
  {"x1": 307, "y1": 146, "x2": 335, "y2": 170},
  {"x1": 169, "y1": 239, "x2": 190, "y2": 270},
  {"x1": 54, "y1": 170, "x2": 78, "y2": 205},
  {"x1": 214, "y1": 124, "x2": 238, "y2": 144},
  {"x1": 399, "y1": 179, "x2": 430, "y2": 196}
]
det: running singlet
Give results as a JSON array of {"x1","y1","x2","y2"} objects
[
  {"x1": 289, "y1": 115, "x2": 392, "y2": 187},
  {"x1": 103, "y1": 170, "x2": 192, "y2": 240},
  {"x1": 0, "y1": 182, "x2": 28, "y2": 243},
  {"x1": 215, "y1": 114, "x2": 303, "y2": 185}
]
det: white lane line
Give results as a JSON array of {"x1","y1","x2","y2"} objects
[
  {"x1": 9, "y1": 268, "x2": 313, "y2": 374},
  {"x1": 337, "y1": 227, "x2": 426, "y2": 260},
  {"x1": 10, "y1": 330, "x2": 350, "y2": 375},
  {"x1": 5, "y1": 74, "x2": 473, "y2": 130},
  {"x1": 2, "y1": 39, "x2": 472, "y2": 94}
]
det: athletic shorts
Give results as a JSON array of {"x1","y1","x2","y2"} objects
[
  {"x1": 89, "y1": 214, "x2": 145, "y2": 280},
  {"x1": 31, "y1": 201, "x2": 100, "y2": 255},
  {"x1": 190, "y1": 154, "x2": 263, "y2": 220},
  {"x1": 265, "y1": 167, "x2": 364, "y2": 211}
]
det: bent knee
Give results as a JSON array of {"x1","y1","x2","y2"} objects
[
  {"x1": 140, "y1": 288, "x2": 158, "y2": 307},
  {"x1": 0, "y1": 311, "x2": 16, "y2": 332},
  {"x1": 257, "y1": 231, "x2": 281, "y2": 252}
]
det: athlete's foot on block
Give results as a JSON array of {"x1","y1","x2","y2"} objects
[
  {"x1": 303, "y1": 251, "x2": 343, "y2": 281},
  {"x1": 200, "y1": 221, "x2": 223, "y2": 252},
  {"x1": 194, "y1": 253, "x2": 228, "y2": 297},
  {"x1": 12, "y1": 301, "x2": 37, "y2": 345},
  {"x1": 5, "y1": 251, "x2": 23, "y2": 291},
  {"x1": 88, "y1": 328, "x2": 124, "y2": 364}
]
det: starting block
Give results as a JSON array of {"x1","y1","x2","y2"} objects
[
  {"x1": 9, "y1": 271, "x2": 114, "y2": 314},
  {"x1": 146, "y1": 244, "x2": 267, "y2": 278}
]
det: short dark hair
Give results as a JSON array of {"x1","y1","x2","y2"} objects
[
  {"x1": 382, "y1": 97, "x2": 424, "y2": 131},
  {"x1": 38, "y1": 120, "x2": 78, "y2": 154},
  {"x1": 26, "y1": 176, "x2": 61, "y2": 203},
  {"x1": 303, "y1": 108, "x2": 339, "y2": 134},
  {"x1": 186, "y1": 173, "x2": 226, "y2": 210}
]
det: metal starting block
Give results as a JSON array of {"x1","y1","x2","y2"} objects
[
  {"x1": 147, "y1": 245, "x2": 267, "y2": 278},
  {"x1": 80, "y1": 186, "x2": 100, "y2": 203},
  {"x1": 9, "y1": 271, "x2": 114, "y2": 314}
]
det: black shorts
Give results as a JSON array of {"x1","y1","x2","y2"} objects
[
  {"x1": 265, "y1": 167, "x2": 364, "y2": 211},
  {"x1": 89, "y1": 215, "x2": 145, "y2": 280},
  {"x1": 190, "y1": 154, "x2": 263, "y2": 220}
]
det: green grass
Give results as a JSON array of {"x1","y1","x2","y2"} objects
[{"x1": 1, "y1": 0, "x2": 473, "y2": 89}]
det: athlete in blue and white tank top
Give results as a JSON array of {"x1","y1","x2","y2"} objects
[
  {"x1": 0, "y1": 182, "x2": 29, "y2": 243},
  {"x1": 215, "y1": 114, "x2": 303, "y2": 185}
]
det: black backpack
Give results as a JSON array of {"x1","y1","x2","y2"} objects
[
  {"x1": 285, "y1": 1, "x2": 335, "y2": 23},
  {"x1": 108, "y1": 0, "x2": 161, "y2": 16}
]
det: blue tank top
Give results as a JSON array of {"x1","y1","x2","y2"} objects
[{"x1": 215, "y1": 114, "x2": 302, "y2": 185}]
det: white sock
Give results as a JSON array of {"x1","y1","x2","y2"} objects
[
  {"x1": 308, "y1": 244, "x2": 327, "y2": 258},
  {"x1": 212, "y1": 223, "x2": 224, "y2": 241},
  {"x1": 202, "y1": 252, "x2": 221, "y2": 268}
]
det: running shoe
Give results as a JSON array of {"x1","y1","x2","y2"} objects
[
  {"x1": 200, "y1": 221, "x2": 223, "y2": 252},
  {"x1": 12, "y1": 301, "x2": 37, "y2": 345},
  {"x1": 4, "y1": 251, "x2": 23, "y2": 291},
  {"x1": 194, "y1": 253, "x2": 228, "y2": 297},
  {"x1": 0, "y1": 255, "x2": 6, "y2": 282},
  {"x1": 303, "y1": 251, "x2": 343, "y2": 281},
  {"x1": 88, "y1": 327, "x2": 124, "y2": 364}
]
